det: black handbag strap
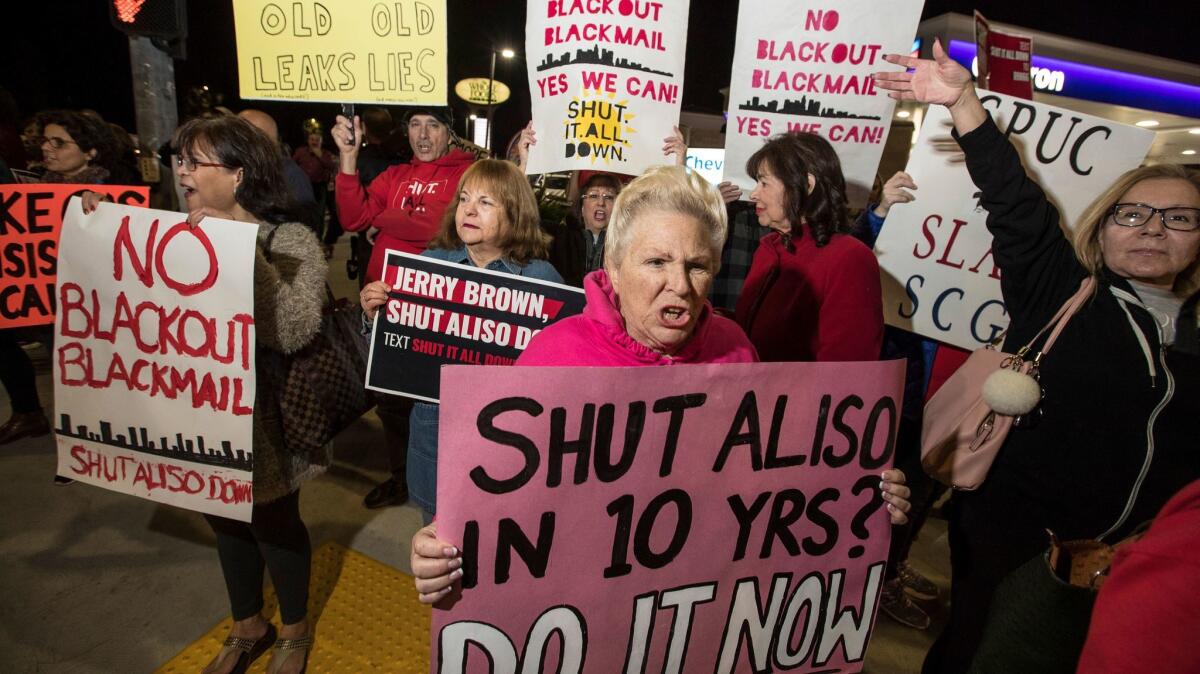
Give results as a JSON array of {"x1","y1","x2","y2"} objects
[{"x1": 261, "y1": 223, "x2": 279, "y2": 262}]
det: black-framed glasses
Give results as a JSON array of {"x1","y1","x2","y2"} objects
[
  {"x1": 582, "y1": 193, "x2": 615, "y2": 203},
  {"x1": 1109, "y1": 203, "x2": 1200, "y2": 232},
  {"x1": 38, "y1": 136, "x2": 78, "y2": 150}
]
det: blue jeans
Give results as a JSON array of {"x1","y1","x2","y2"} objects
[{"x1": 406, "y1": 402, "x2": 439, "y2": 519}]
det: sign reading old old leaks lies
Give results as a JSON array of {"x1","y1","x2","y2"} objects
[{"x1": 232, "y1": 0, "x2": 448, "y2": 105}]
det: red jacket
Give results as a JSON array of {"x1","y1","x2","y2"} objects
[
  {"x1": 1075, "y1": 479, "x2": 1200, "y2": 674},
  {"x1": 335, "y1": 149, "x2": 475, "y2": 282},
  {"x1": 735, "y1": 230, "x2": 882, "y2": 362}
]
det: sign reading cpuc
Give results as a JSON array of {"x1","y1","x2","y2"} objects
[{"x1": 232, "y1": 0, "x2": 448, "y2": 105}]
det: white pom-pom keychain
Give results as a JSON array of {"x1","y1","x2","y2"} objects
[{"x1": 981, "y1": 367, "x2": 1042, "y2": 416}]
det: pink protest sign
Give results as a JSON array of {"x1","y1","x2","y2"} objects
[{"x1": 433, "y1": 359, "x2": 904, "y2": 673}]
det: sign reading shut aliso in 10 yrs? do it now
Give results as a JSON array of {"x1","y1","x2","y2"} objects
[{"x1": 432, "y1": 359, "x2": 905, "y2": 674}]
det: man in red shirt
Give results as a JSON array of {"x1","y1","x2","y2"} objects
[
  {"x1": 333, "y1": 107, "x2": 475, "y2": 284},
  {"x1": 332, "y1": 107, "x2": 475, "y2": 509}
]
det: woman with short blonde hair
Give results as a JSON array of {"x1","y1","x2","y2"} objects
[{"x1": 604, "y1": 165, "x2": 728, "y2": 270}]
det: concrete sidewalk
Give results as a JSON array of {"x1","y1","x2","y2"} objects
[{"x1": 0, "y1": 241, "x2": 951, "y2": 673}]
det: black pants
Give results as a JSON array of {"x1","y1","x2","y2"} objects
[
  {"x1": 205, "y1": 489, "x2": 312, "y2": 625},
  {"x1": 886, "y1": 415, "x2": 946, "y2": 578},
  {"x1": 922, "y1": 494, "x2": 1044, "y2": 674},
  {"x1": 376, "y1": 395, "x2": 412, "y2": 481},
  {"x1": 0, "y1": 330, "x2": 42, "y2": 414}
]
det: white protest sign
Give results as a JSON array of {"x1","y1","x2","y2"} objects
[
  {"x1": 525, "y1": 0, "x2": 689, "y2": 175},
  {"x1": 54, "y1": 200, "x2": 259, "y2": 521},
  {"x1": 872, "y1": 92, "x2": 1155, "y2": 350},
  {"x1": 723, "y1": 0, "x2": 924, "y2": 206}
]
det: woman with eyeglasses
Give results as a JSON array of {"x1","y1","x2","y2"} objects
[
  {"x1": 1, "y1": 111, "x2": 121, "y2": 465},
  {"x1": 35, "y1": 110, "x2": 118, "y2": 183},
  {"x1": 544, "y1": 172, "x2": 623, "y2": 287},
  {"x1": 85, "y1": 115, "x2": 328, "y2": 674},
  {"x1": 873, "y1": 42, "x2": 1200, "y2": 674}
]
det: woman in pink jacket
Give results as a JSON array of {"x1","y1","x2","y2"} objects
[{"x1": 402, "y1": 166, "x2": 914, "y2": 602}]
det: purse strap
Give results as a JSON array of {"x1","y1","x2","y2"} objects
[{"x1": 1022, "y1": 276, "x2": 1097, "y2": 359}]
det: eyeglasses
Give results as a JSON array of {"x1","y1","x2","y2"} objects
[
  {"x1": 175, "y1": 156, "x2": 231, "y2": 172},
  {"x1": 1109, "y1": 203, "x2": 1200, "y2": 232},
  {"x1": 38, "y1": 136, "x2": 78, "y2": 150},
  {"x1": 582, "y1": 193, "x2": 616, "y2": 203}
]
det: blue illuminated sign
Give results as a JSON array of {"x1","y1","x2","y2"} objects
[{"x1": 948, "y1": 40, "x2": 1200, "y2": 119}]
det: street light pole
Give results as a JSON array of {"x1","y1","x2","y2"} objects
[
  {"x1": 484, "y1": 48, "x2": 515, "y2": 156},
  {"x1": 486, "y1": 50, "x2": 497, "y2": 153}
]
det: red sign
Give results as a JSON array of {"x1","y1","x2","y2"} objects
[
  {"x1": 974, "y1": 11, "x2": 1034, "y2": 100},
  {"x1": 1, "y1": 185, "x2": 149, "y2": 329}
]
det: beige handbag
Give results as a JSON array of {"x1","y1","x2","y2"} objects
[{"x1": 921, "y1": 277, "x2": 1095, "y2": 490}]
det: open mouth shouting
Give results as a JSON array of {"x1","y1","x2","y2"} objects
[{"x1": 659, "y1": 304, "x2": 692, "y2": 329}]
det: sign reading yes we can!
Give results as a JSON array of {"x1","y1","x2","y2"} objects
[
  {"x1": 872, "y1": 92, "x2": 1154, "y2": 350},
  {"x1": 232, "y1": 0, "x2": 447, "y2": 104},
  {"x1": 525, "y1": 0, "x2": 690, "y2": 175}
]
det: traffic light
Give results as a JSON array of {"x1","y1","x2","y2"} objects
[{"x1": 109, "y1": 0, "x2": 187, "y2": 40}]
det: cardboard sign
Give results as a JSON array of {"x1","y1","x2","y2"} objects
[
  {"x1": 723, "y1": 0, "x2": 924, "y2": 207},
  {"x1": 231, "y1": 0, "x2": 448, "y2": 104},
  {"x1": 524, "y1": 0, "x2": 689, "y2": 175},
  {"x1": 872, "y1": 93, "x2": 1155, "y2": 350},
  {"x1": 432, "y1": 359, "x2": 904, "y2": 674},
  {"x1": 0, "y1": 184, "x2": 149, "y2": 329},
  {"x1": 54, "y1": 200, "x2": 259, "y2": 521},
  {"x1": 366, "y1": 251, "x2": 585, "y2": 402},
  {"x1": 975, "y1": 12, "x2": 1033, "y2": 99}
]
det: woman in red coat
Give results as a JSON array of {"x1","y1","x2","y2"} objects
[{"x1": 735, "y1": 132, "x2": 883, "y2": 362}]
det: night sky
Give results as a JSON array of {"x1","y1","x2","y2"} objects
[{"x1": 2, "y1": 1, "x2": 1195, "y2": 152}]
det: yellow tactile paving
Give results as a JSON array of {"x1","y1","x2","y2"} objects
[{"x1": 157, "y1": 542, "x2": 431, "y2": 673}]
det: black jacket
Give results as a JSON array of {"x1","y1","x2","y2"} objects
[{"x1": 954, "y1": 116, "x2": 1200, "y2": 553}]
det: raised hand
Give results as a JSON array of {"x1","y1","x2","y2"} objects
[
  {"x1": 331, "y1": 114, "x2": 363, "y2": 174},
  {"x1": 662, "y1": 126, "x2": 687, "y2": 166},
  {"x1": 514, "y1": 121, "x2": 536, "y2": 172},
  {"x1": 873, "y1": 38, "x2": 973, "y2": 107}
]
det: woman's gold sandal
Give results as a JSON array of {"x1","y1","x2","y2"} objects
[
  {"x1": 266, "y1": 634, "x2": 313, "y2": 674},
  {"x1": 202, "y1": 623, "x2": 276, "y2": 674}
]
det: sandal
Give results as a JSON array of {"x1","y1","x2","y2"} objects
[
  {"x1": 202, "y1": 623, "x2": 276, "y2": 674},
  {"x1": 266, "y1": 634, "x2": 313, "y2": 674}
]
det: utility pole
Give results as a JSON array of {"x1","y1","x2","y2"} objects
[{"x1": 128, "y1": 36, "x2": 178, "y2": 208}]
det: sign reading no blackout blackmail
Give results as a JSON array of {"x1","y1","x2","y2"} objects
[
  {"x1": 432, "y1": 360, "x2": 905, "y2": 674},
  {"x1": 54, "y1": 200, "x2": 259, "y2": 522},
  {"x1": 232, "y1": 0, "x2": 448, "y2": 104},
  {"x1": 366, "y1": 251, "x2": 586, "y2": 402},
  {"x1": 723, "y1": 0, "x2": 924, "y2": 207}
]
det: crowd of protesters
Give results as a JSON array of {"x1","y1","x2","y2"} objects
[{"x1": 2, "y1": 37, "x2": 1198, "y2": 674}]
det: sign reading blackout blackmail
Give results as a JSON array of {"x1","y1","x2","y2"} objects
[
  {"x1": 433, "y1": 360, "x2": 905, "y2": 673},
  {"x1": 54, "y1": 200, "x2": 259, "y2": 521},
  {"x1": 366, "y1": 251, "x2": 585, "y2": 402}
]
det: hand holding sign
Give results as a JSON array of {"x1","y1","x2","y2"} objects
[
  {"x1": 874, "y1": 171, "x2": 917, "y2": 218},
  {"x1": 359, "y1": 279, "x2": 390, "y2": 321},
  {"x1": 662, "y1": 125, "x2": 687, "y2": 166}
]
